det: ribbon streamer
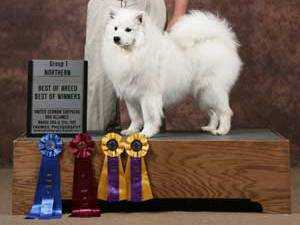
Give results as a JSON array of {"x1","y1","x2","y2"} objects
[
  {"x1": 69, "y1": 133, "x2": 101, "y2": 217},
  {"x1": 26, "y1": 134, "x2": 63, "y2": 220},
  {"x1": 125, "y1": 133, "x2": 153, "y2": 202},
  {"x1": 98, "y1": 133, "x2": 127, "y2": 202}
]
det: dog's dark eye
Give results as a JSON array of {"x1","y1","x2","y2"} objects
[
  {"x1": 125, "y1": 28, "x2": 132, "y2": 32},
  {"x1": 114, "y1": 27, "x2": 118, "y2": 31}
]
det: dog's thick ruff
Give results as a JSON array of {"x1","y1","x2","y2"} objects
[{"x1": 102, "y1": 9, "x2": 242, "y2": 137}]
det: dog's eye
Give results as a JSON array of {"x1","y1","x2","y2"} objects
[
  {"x1": 125, "y1": 28, "x2": 132, "y2": 32},
  {"x1": 114, "y1": 27, "x2": 118, "y2": 31}
]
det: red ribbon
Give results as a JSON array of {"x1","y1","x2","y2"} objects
[
  {"x1": 69, "y1": 133, "x2": 94, "y2": 158},
  {"x1": 69, "y1": 133, "x2": 101, "y2": 217}
]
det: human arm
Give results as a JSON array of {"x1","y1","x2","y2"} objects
[{"x1": 166, "y1": 0, "x2": 189, "y2": 31}]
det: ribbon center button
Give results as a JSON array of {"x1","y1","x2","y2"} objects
[{"x1": 106, "y1": 139, "x2": 119, "y2": 151}]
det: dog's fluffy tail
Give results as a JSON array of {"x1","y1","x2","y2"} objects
[{"x1": 169, "y1": 11, "x2": 239, "y2": 50}]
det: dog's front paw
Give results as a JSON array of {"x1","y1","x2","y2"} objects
[
  {"x1": 210, "y1": 128, "x2": 230, "y2": 136},
  {"x1": 140, "y1": 128, "x2": 159, "y2": 138},
  {"x1": 121, "y1": 129, "x2": 138, "y2": 136}
]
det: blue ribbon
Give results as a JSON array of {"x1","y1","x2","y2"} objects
[{"x1": 26, "y1": 134, "x2": 63, "y2": 220}]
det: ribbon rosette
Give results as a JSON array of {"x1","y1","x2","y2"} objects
[
  {"x1": 98, "y1": 133, "x2": 127, "y2": 202},
  {"x1": 69, "y1": 133, "x2": 94, "y2": 158},
  {"x1": 69, "y1": 133, "x2": 101, "y2": 217},
  {"x1": 26, "y1": 134, "x2": 63, "y2": 220},
  {"x1": 124, "y1": 133, "x2": 153, "y2": 202}
]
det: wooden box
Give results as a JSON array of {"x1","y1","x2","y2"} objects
[{"x1": 12, "y1": 129, "x2": 290, "y2": 214}]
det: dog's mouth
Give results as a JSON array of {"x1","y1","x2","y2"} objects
[
  {"x1": 118, "y1": 44, "x2": 133, "y2": 51},
  {"x1": 115, "y1": 40, "x2": 135, "y2": 51}
]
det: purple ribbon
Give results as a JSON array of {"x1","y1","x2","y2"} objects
[
  {"x1": 107, "y1": 157, "x2": 119, "y2": 202},
  {"x1": 130, "y1": 158, "x2": 142, "y2": 202}
]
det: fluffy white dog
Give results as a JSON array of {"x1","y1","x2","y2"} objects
[{"x1": 101, "y1": 8, "x2": 242, "y2": 137}]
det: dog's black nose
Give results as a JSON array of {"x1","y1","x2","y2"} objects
[{"x1": 114, "y1": 36, "x2": 121, "y2": 44}]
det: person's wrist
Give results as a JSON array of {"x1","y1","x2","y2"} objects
[
  {"x1": 172, "y1": 11, "x2": 185, "y2": 18},
  {"x1": 167, "y1": 15, "x2": 181, "y2": 29},
  {"x1": 166, "y1": 19, "x2": 176, "y2": 31}
]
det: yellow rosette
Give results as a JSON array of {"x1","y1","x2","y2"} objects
[
  {"x1": 98, "y1": 133, "x2": 126, "y2": 202},
  {"x1": 124, "y1": 133, "x2": 153, "y2": 202}
]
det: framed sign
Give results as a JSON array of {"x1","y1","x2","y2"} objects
[{"x1": 27, "y1": 60, "x2": 87, "y2": 137}]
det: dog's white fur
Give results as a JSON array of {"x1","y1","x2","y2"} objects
[{"x1": 101, "y1": 8, "x2": 242, "y2": 137}]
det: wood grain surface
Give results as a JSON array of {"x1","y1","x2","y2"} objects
[{"x1": 12, "y1": 130, "x2": 290, "y2": 214}]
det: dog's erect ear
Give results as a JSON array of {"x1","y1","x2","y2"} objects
[
  {"x1": 136, "y1": 11, "x2": 145, "y2": 25},
  {"x1": 108, "y1": 7, "x2": 118, "y2": 20}
]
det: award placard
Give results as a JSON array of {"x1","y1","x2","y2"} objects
[{"x1": 27, "y1": 60, "x2": 87, "y2": 137}]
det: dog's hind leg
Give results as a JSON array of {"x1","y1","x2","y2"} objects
[
  {"x1": 197, "y1": 85, "x2": 232, "y2": 135},
  {"x1": 121, "y1": 100, "x2": 144, "y2": 136},
  {"x1": 201, "y1": 109, "x2": 219, "y2": 132},
  {"x1": 140, "y1": 95, "x2": 164, "y2": 137},
  {"x1": 210, "y1": 91, "x2": 233, "y2": 136}
]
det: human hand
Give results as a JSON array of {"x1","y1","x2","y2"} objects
[{"x1": 166, "y1": 17, "x2": 180, "y2": 32}]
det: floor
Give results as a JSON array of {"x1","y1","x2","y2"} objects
[{"x1": 1, "y1": 167, "x2": 300, "y2": 225}]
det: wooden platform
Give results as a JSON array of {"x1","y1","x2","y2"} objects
[{"x1": 12, "y1": 129, "x2": 291, "y2": 214}]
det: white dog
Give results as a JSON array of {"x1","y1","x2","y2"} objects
[{"x1": 101, "y1": 8, "x2": 242, "y2": 137}]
